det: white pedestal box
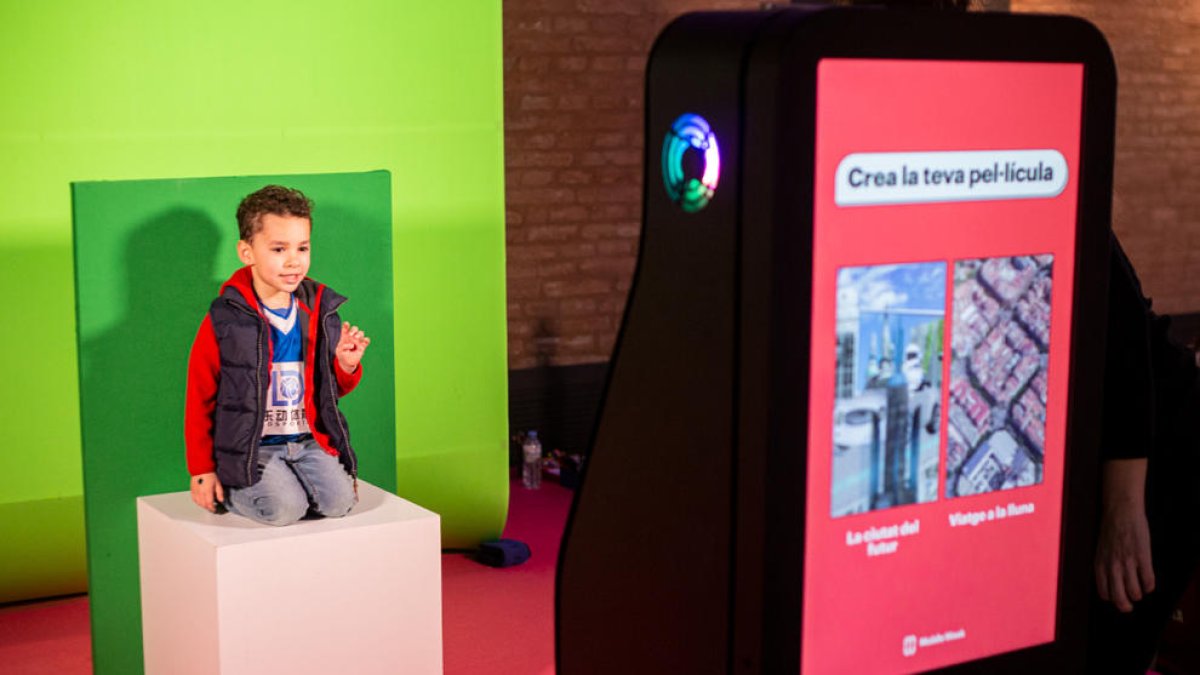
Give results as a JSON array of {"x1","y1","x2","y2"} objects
[{"x1": 136, "y1": 481, "x2": 442, "y2": 675}]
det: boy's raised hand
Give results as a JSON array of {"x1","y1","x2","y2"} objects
[
  {"x1": 336, "y1": 322, "x2": 371, "y2": 373},
  {"x1": 190, "y1": 472, "x2": 224, "y2": 513}
]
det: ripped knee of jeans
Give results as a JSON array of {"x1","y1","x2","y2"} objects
[
  {"x1": 313, "y1": 489, "x2": 357, "y2": 518},
  {"x1": 250, "y1": 493, "x2": 308, "y2": 526}
]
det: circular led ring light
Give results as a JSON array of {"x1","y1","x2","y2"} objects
[{"x1": 661, "y1": 113, "x2": 721, "y2": 213}]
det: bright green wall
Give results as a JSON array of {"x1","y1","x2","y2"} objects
[{"x1": 0, "y1": 1, "x2": 509, "y2": 604}]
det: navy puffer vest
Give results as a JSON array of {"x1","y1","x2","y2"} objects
[{"x1": 209, "y1": 279, "x2": 357, "y2": 488}]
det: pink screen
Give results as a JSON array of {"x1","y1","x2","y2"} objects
[{"x1": 802, "y1": 59, "x2": 1083, "y2": 673}]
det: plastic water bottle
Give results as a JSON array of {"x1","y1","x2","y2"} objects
[{"x1": 522, "y1": 431, "x2": 542, "y2": 489}]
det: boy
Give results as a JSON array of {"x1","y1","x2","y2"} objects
[{"x1": 185, "y1": 185, "x2": 370, "y2": 526}]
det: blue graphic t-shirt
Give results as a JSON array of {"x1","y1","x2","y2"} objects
[{"x1": 261, "y1": 297, "x2": 311, "y2": 443}]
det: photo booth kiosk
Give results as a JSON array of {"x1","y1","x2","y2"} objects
[{"x1": 557, "y1": 6, "x2": 1116, "y2": 673}]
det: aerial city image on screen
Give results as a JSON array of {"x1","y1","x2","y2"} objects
[
  {"x1": 946, "y1": 255, "x2": 1054, "y2": 498},
  {"x1": 832, "y1": 262, "x2": 946, "y2": 518}
]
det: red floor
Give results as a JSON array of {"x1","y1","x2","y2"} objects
[{"x1": 0, "y1": 479, "x2": 572, "y2": 675}]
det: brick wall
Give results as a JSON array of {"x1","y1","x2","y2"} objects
[
  {"x1": 504, "y1": 0, "x2": 760, "y2": 369},
  {"x1": 1012, "y1": 1, "x2": 1200, "y2": 314},
  {"x1": 505, "y1": 1, "x2": 1200, "y2": 368}
]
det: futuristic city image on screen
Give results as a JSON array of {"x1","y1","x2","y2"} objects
[{"x1": 832, "y1": 261, "x2": 945, "y2": 518}]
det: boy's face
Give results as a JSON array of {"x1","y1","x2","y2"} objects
[{"x1": 237, "y1": 213, "x2": 311, "y2": 306}]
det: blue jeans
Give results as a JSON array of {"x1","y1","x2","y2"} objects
[{"x1": 226, "y1": 437, "x2": 357, "y2": 526}]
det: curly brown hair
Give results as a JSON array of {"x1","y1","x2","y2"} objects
[{"x1": 236, "y1": 185, "x2": 314, "y2": 241}]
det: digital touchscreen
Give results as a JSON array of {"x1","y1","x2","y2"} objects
[{"x1": 803, "y1": 59, "x2": 1084, "y2": 673}]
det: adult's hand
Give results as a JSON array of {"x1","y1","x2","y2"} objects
[{"x1": 1094, "y1": 458, "x2": 1154, "y2": 612}]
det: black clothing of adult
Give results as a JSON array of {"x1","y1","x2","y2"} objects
[{"x1": 1086, "y1": 234, "x2": 1200, "y2": 673}]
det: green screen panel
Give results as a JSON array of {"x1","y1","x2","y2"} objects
[
  {"x1": 0, "y1": 0, "x2": 508, "y2": 606},
  {"x1": 74, "y1": 172, "x2": 395, "y2": 674}
]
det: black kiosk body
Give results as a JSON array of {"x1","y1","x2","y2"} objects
[{"x1": 557, "y1": 7, "x2": 1116, "y2": 674}]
